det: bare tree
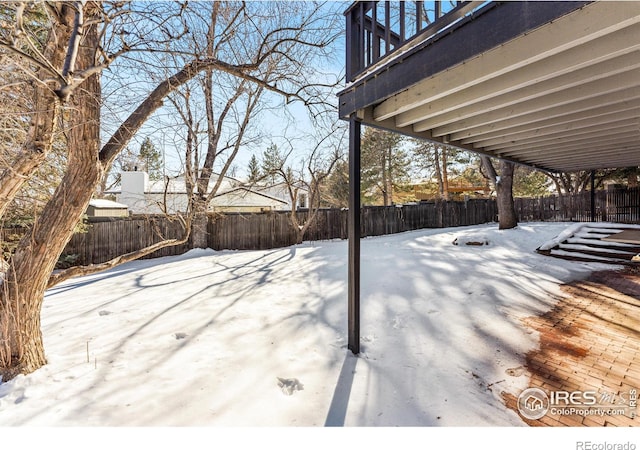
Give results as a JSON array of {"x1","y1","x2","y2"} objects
[
  {"x1": 262, "y1": 127, "x2": 344, "y2": 244},
  {"x1": 1, "y1": 1, "x2": 106, "y2": 379},
  {"x1": 0, "y1": 3, "x2": 74, "y2": 219},
  {"x1": 136, "y1": 1, "x2": 340, "y2": 247},
  {"x1": 0, "y1": 1, "x2": 339, "y2": 380},
  {"x1": 544, "y1": 170, "x2": 610, "y2": 195}
]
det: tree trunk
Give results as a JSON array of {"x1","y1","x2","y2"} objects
[
  {"x1": 629, "y1": 168, "x2": 639, "y2": 188},
  {"x1": 0, "y1": 6, "x2": 75, "y2": 219},
  {"x1": 0, "y1": 15, "x2": 102, "y2": 381},
  {"x1": 441, "y1": 148, "x2": 450, "y2": 201},
  {"x1": 386, "y1": 144, "x2": 394, "y2": 205},
  {"x1": 191, "y1": 196, "x2": 209, "y2": 249},
  {"x1": 433, "y1": 147, "x2": 444, "y2": 200},
  {"x1": 496, "y1": 161, "x2": 518, "y2": 229},
  {"x1": 381, "y1": 151, "x2": 390, "y2": 206},
  {"x1": 292, "y1": 207, "x2": 313, "y2": 245},
  {"x1": 482, "y1": 156, "x2": 517, "y2": 230}
]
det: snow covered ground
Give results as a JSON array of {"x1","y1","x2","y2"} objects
[{"x1": 0, "y1": 222, "x2": 634, "y2": 446}]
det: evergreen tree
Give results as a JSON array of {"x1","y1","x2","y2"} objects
[
  {"x1": 109, "y1": 137, "x2": 162, "y2": 183},
  {"x1": 412, "y1": 140, "x2": 483, "y2": 200},
  {"x1": 138, "y1": 137, "x2": 163, "y2": 180},
  {"x1": 361, "y1": 127, "x2": 411, "y2": 205},
  {"x1": 247, "y1": 154, "x2": 261, "y2": 183},
  {"x1": 323, "y1": 158, "x2": 349, "y2": 208},
  {"x1": 261, "y1": 143, "x2": 285, "y2": 183},
  {"x1": 513, "y1": 167, "x2": 552, "y2": 197}
]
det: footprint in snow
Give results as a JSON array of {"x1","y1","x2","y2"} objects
[
  {"x1": 505, "y1": 366, "x2": 526, "y2": 377},
  {"x1": 277, "y1": 377, "x2": 304, "y2": 395}
]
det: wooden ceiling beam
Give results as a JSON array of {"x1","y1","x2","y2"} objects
[
  {"x1": 485, "y1": 127, "x2": 640, "y2": 153},
  {"x1": 469, "y1": 117, "x2": 640, "y2": 148},
  {"x1": 431, "y1": 69, "x2": 640, "y2": 137},
  {"x1": 504, "y1": 142, "x2": 640, "y2": 162},
  {"x1": 373, "y1": 1, "x2": 640, "y2": 121},
  {"x1": 450, "y1": 97, "x2": 640, "y2": 142},
  {"x1": 410, "y1": 51, "x2": 640, "y2": 132},
  {"x1": 394, "y1": 27, "x2": 640, "y2": 129}
]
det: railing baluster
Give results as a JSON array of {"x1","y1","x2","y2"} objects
[
  {"x1": 345, "y1": 1, "x2": 479, "y2": 81},
  {"x1": 349, "y1": 3, "x2": 357, "y2": 78},
  {"x1": 359, "y1": 3, "x2": 366, "y2": 69},
  {"x1": 385, "y1": 2, "x2": 391, "y2": 54},
  {"x1": 400, "y1": 2, "x2": 406, "y2": 41},
  {"x1": 372, "y1": 2, "x2": 379, "y2": 61}
]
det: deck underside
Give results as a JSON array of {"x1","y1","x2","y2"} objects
[{"x1": 339, "y1": 1, "x2": 640, "y2": 173}]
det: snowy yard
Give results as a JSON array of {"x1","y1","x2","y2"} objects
[{"x1": 0, "y1": 222, "x2": 632, "y2": 442}]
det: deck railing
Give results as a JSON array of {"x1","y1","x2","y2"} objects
[{"x1": 345, "y1": 1, "x2": 486, "y2": 82}]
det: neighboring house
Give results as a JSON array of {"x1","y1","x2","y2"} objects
[
  {"x1": 86, "y1": 199, "x2": 129, "y2": 217},
  {"x1": 254, "y1": 182, "x2": 309, "y2": 209},
  {"x1": 107, "y1": 171, "x2": 307, "y2": 214},
  {"x1": 211, "y1": 187, "x2": 288, "y2": 213}
]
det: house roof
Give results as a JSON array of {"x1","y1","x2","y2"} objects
[
  {"x1": 105, "y1": 173, "x2": 242, "y2": 195},
  {"x1": 212, "y1": 187, "x2": 288, "y2": 204},
  {"x1": 248, "y1": 181, "x2": 309, "y2": 193},
  {"x1": 89, "y1": 199, "x2": 128, "y2": 209}
]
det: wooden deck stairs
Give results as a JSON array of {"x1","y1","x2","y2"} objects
[{"x1": 537, "y1": 223, "x2": 640, "y2": 265}]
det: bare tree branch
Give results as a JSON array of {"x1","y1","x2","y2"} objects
[
  {"x1": 61, "y1": 1, "x2": 84, "y2": 78},
  {"x1": 47, "y1": 215, "x2": 191, "y2": 289}
]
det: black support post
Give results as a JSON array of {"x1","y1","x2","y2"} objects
[
  {"x1": 591, "y1": 170, "x2": 596, "y2": 222},
  {"x1": 348, "y1": 117, "x2": 361, "y2": 355}
]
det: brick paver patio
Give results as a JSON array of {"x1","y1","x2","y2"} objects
[{"x1": 504, "y1": 267, "x2": 640, "y2": 426}]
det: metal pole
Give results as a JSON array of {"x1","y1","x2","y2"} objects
[
  {"x1": 591, "y1": 170, "x2": 596, "y2": 222},
  {"x1": 348, "y1": 116, "x2": 361, "y2": 355}
]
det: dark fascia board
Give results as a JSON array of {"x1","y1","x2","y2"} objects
[{"x1": 338, "y1": 1, "x2": 592, "y2": 119}]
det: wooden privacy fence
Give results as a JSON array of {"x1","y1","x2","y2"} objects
[
  {"x1": 207, "y1": 198, "x2": 497, "y2": 251},
  {"x1": 62, "y1": 215, "x2": 191, "y2": 265},
  {"x1": 208, "y1": 211, "x2": 301, "y2": 251},
  {"x1": 5, "y1": 188, "x2": 640, "y2": 266},
  {"x1": 360, "y1": 199, "x2": 497, "y2": 238},
  {"x1": 514, "y1": 187, "x2": 640, "y2": 223},
  {"x1": 207, "y1": 208, "x2": 350, "y2": 250},
  {"x1": 48, "y1": 199, "x2": 497, "y2": 263}
]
